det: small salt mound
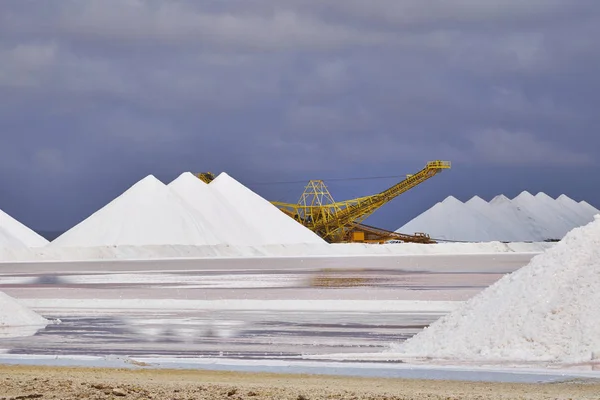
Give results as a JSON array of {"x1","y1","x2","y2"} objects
[
  {"x1": 210, "y1": 173, "x2": 325, "y2": 245},
  {"x1": 169, "y1": 172, "x2": 265, "y2": 245},
  {"x1": 51, "y1": 175, "x2": 223, "y2": 247},
  {"x1": 394, "y1": 215, "x2": 600, "y2": 363},
  {"x1": 0, "y1": 291, "x2": 48, "y2": 338},
  {"x1": 0, "y1": 209, "x2": 48, "y2": 247}
]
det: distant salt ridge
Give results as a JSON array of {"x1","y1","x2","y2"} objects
[
  {"x1": 400, "y1": 196, "x2": 513, "y2": 242},
  {"x1": 394, "y1": 216, "x2": 600, "y2": 363},
  {"x1": 513, "y1": 191, "x2": 568, "y2": 240},
  {"x1": 399, "y1": 192, "x2": 598, "y2": 242},
  {"x1": 556, "y1": 195, "x2": 593, "y2": 226},
  {"x1": 0, "y1": 209, "x2": 48, "y2": 247},
  {"x1": 210, "y1": 172, "x2": 325, "y2": 245},
  {"x1": 168, "y1": 172, "x2": 265, "y2": 246},
  {"x1": 50, "y1": 175, "x2": 223, "y2": 247},
  {"x1": 465, "y1": 196, "x2": 525, "y2": 242},
  {"x1": 579, "y1": 200, "x2": 600, "y2": 217}
]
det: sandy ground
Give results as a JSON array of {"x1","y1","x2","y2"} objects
[{"x1": 1, "y1": 365, "x2": 599, "y2": 400}]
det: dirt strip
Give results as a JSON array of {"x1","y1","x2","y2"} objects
[{"x1": 1, "y1": 365, "x2": 599, "y2": 400}]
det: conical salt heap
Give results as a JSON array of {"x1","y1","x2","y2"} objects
[
  {"x1": 169, "y1": 172, "x2": 264, "y2": 245},
  {"x1": 210, "y1": 172, "x2": 325, "y2": 245},
  {"x1": 394, "y1": 215, "x2": 600, "y2": 363},
  {"x1": 51, "y1": 175, "x2": 223, "y2": 247},
  {"x1": 0, "y1": 209, "x2": 48, "y2": 247}
]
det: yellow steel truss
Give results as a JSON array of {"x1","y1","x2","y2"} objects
[
  {"x1": 272, "y1": 160, "x2": 451, "y2": 242},
  {"x1": 196, "y1": 172, "x2": 216, "y2": 184}
]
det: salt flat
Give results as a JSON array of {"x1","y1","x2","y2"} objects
[
  {"x1": 4, "y1": 252, "x2": 595, "y2": 381},
  {"x1": 0, "y1": 252, "x2": 544, "y2": 380}
]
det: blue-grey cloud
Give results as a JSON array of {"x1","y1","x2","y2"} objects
[{"x1": 0, "y1": 0, "x2": 599, "y2": 230}]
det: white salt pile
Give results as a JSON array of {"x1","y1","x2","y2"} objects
[
  {"x1": 399, "y1": 192, "x2": 599, "y2": 242},
  {"x1": 393, "y1": 215, "x2": 600, "y2": 363},
  {"x1": 557, "y1": 195, "x2": 595, "y2": 227},
  {"x1": 0, "y1": 225, "x2": 27, "y2": 250},
  {"x1": 0, "y1": 209, "x2": 48, "y2": 247},
  {"x1": 512, "y1": 191, "x2": 569, "y2": 240},
  {"x1": 399, "y1": 196, "x2": 510, "y2": 242},
  {"x1": 580, "y1": 200, "x2": 600, "y2": 217},
  {"x1": 51, "y1": 175, "x2": 223, "y2": 247},
  {"x1": 210, "y1": 173, "x2": 325, "y2": 245},
  {"x1": 168, "y1": 172, "x2": 264, "y2": 246},
  {"x1": 465, "y1": 196, "x2": 525, "y2": 242},
  {"x1": 0, "y1": 291, "x2": 48, "y2": 338}
]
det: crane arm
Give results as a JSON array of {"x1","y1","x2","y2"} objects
[{"x1": 311, "y1": 161, "x2": 450, "y2": 235}]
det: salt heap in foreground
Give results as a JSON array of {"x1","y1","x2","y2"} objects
[
  {"x1": 51, "y1": 175, "x2": 223, "y2": 247},
  {"x1": 0, "y1": 291, "x2": 48, "y2": 338},
  {"x1": 169, "y1": 172, "x2": 263, "y2": 245},
  {"x1": 210, "y1": 173, "x2": 325, "y2": 245},
  {"x1": 0, "y1": 209, "x2": 48, "y2": 247},
  {"x1": 394, "y1": 216, "x2": 600, "y2": 363}
]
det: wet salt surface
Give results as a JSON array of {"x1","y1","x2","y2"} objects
[
  {"x1": 3, "y1": 311, "x2": 430, "y2": 359},
  {"x1": 4, "y1": 254, "x2": 592, "y2": 382}
]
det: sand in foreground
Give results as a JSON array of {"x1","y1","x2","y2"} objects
[{"x1": 0, "y1": 365, "x2": 599, "y2": 400}]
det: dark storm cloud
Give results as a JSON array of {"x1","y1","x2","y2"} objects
[{"x1": 0, "y1": 0, "x2": 599, "y2": 230}]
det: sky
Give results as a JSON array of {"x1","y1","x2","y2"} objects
[{"x1": 1, "y1": 0, "x2": 599, "y2": 232}]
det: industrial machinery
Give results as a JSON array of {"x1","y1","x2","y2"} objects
[
  {"x1": 196, "y1": 160, "x2": 450, "y2": 243},
  {"x1": 196, "y1": 172, "x2": 216, "y2": 183},
  {"x1": 271, "y1": 161, "x2": 450, "y2": 243}
]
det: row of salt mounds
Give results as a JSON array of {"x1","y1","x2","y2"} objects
[
  {"x1": 209, "y1": 172, "x2": 325, "y2": 245},
  {"x1": 393, "y1": 216, "x2": 600, "y2": 363},
  {"x1": 0, "y1": 291, "x2": 48, "y2": 338},
  {"x1": 0, "y1": 208, "x2": 48, "y2": 247},
  {"x1": 398, "y1": 192, "x2": 599, "y2": 242},
  {"x1": 50, "y1": 175, "x2": 223, "y2": 247}
]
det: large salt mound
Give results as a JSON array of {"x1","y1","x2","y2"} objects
[
  {"x1": 0, "y1": 225, "x2": 27, "y2": 262},
  {"x1": 169, "y1": 172, "x2": 265, "y2": 245},
  {"x1": 0, "y1": 225, "x2": 27, "y2": 249},
  {"x1": 0, "y1": 291, "x2": 48, "y2": 339},
  {"x1": 0, "y1": 209, "x2": 48, "y2": 247},
  {"x1": 210, "y1": 173, "x2": 325, "y2": 245},
  {"x1": 394, "y1": 215, "x2": 600, "y2": 363},
  {"x1": 51, "y1": 175, "x2": 223, "y2": 247}
]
